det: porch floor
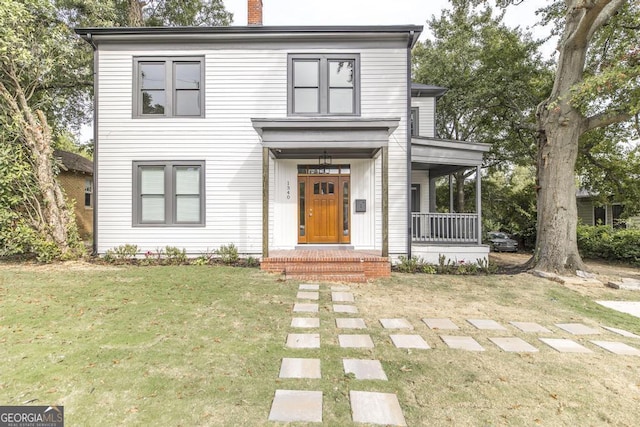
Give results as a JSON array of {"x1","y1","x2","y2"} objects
[{"x1": 261, "y1": 250, "x2": 390, "y2": 282}]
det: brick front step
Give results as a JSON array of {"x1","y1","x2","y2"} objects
[
  {"x1": 261, "y1": 250, "x2": 390, "y2": 282},
  {"x1": 286, "y1": 273, "x2": 368, "y2": 283}
]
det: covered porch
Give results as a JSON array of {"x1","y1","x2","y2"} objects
[{"x1": 411, "y1": 137, "x2": 491, "y2": 263}]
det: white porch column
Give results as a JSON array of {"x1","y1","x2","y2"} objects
[{"x1": 476, "y1": 165, "x2": 482, "y2": 245}]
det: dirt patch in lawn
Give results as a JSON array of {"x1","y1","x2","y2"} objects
[{"x1": 490, "y1": 252, "x2": 640, "y2": 297}]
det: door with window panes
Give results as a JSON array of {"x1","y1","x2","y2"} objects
[{"x1": 298, "y1": 165, "x2": 350, "y2": 244}]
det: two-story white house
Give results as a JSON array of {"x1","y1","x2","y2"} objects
[{"x1": 76, "y1": 3, "x2": 489, "y2": 280}]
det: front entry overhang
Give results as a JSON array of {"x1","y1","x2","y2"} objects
[
  {"x1": 252, "y1": 117, "x2": 400, "y2": 159},
  {"x1": 252, "y1": 117, "x2": 400, "y2": 258}
]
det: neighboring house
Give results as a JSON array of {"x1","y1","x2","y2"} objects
[
  {"x1": 577, "y1": 190, "x2": 639, "y2": 228},
  {"x1": 54, "y1": 150, "x2": 93, "y2": 239},
  {"x1": 75, "y1": 0, "x2": 489, "y2": 271}
]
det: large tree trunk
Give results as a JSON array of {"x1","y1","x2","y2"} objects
[
  {"x1": 0, "y1": 67, "x2": 73, "y2": 255},
  {"x1": 127, "y1": 0, "x2": 144, "y2": 26}
]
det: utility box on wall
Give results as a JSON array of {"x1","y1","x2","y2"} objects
[{"x1": 355, "y1": 199, "x2": 366, "y2": 213}]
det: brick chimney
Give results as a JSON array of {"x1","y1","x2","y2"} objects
[{"x1": 248, "y1": 0, "x2": 263, "y2": 26}]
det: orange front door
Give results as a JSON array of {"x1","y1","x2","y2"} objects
[{"x1": 298, "y1": 174, "x2": 350, "y2": 244}]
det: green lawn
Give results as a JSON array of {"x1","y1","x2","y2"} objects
[{"x1": 1, "y1": 263, "x2": 639, "y2": 425}]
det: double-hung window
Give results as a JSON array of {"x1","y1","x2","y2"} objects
[
  {"x1": 134, "y1": 57, "x2": 204, "y2": 118},
  {"x1": 133, "y1": 161, "x2": 205, "y2": 226},
  {"x1": 288, "y1": 54, "x2": 360, "y2": 115}
]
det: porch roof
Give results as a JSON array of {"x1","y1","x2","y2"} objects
[
  {"x1": 252, "y1": 117, "x2": 400, "y2": 159},
  {"x1": 411, "y1": 136, "x2": 490, "y2": 177}
]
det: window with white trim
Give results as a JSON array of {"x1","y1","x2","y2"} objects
[
  {"x1": 133, "y1": 57, "x2": 204, "y2": 118},
  {"x1": 288, "y1": 54, "x2": 360, "y2": 115},
  {"x1": 133, "y1": 161, "x2": 205, "y2": 226},
  {"x1": 84, "y1": 178, "x2": 93, "y2": 208}
]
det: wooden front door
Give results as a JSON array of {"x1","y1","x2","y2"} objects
[{"x1": 298, "y1": 173, "x2": 350, "y2": 244}]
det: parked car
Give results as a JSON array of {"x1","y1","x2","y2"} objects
[{"x1": 487, "y1": 231, "x2": 518, "y2": 252}]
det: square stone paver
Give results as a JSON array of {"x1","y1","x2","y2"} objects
[
  {"x1": 380, "y1": 318, "x2": 413, "y2": 329},
  {"x1": 390, "y1": 334, "x2": 430, "y2": 349},
  {"x1": 286, "y1": 333, "x2": 320, "y2": 349},
  {"x1": 555, "y1": 323, "x2": 601, "y2": 335},
  {"x1": 489, "y1": 337, "x2": 539, "y2": 353},
  {"x1": 296, "y1": 291, "x2": 319, "y2": 300},
  {"x1": 423, "y1": 318, "x2": 459, "y2": 330},
  {"x1": 333, "y1": 304, "x2": 358, "y2": 314},
  {"x1": 268, "y1": 389, "x2": 323, "y2": 423},
  {"x1": 291, "y1": 317, "x2": 320, "y2": 328},
  {"x1": 332, "y1": 285, "x2": 350, "y2": 291},
  {"x1": 338, "y1": 334, "x2": 374, "y2": 348},
  {"x1": 590, "y1": 341, "x2": 640, "y2": 356},
  {"x1": 343, "y1": 359, "x2": 388, "y2": 380},
  {"x1": 602, "y1": 326, "x2": 640, "y2": 339},
  {"x1": 299, "y1": 284, "x2": 319, "y2": 290},
  {"x1": 350, "y1": 391, "x2": 406, "y2": 426},
  {"x1": 467, "y1": 319, "x2": 507, "y2": 331},
  {"x1": 332, "y1": 291, "x2": 355, "y2": 303},
  {"x1": 539, "y1": 338, "x2": 593, "y2": 353},
  {"x1": 279, "y1": 358, "x2": 322, "y2": 378},
  {"x1": 510, "y1": 321, "x2": 552, "y2": 333},
  {"x1": 336, "y1": 318, "x2": 367, "y2": 329},
  {"x1": 440, "y1": 335, "x2": 485, "y2": 351},
  {"x1": 293, "y1": 303, "x2": 318, "y2": 313},
  {"x1": 597, "y1": 301, "x2": 640, "y2": 318}
]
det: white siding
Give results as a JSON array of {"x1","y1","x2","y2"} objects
[
  {"x1": 411, "y1": 97, "x2": 436, "y2": 138},
  {"x1": 361, "y1": 49, "x2": 408, "y2": 255},
  {"x1": 96, "y1": 45, "x2": 409, "y2": 255},
  {"x1": 411, "y1": 170, "x2": 430, "y2": 213}
]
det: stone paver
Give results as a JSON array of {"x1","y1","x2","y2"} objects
[
  {"x1": 350, "y1": 391, "x2": 406, "y2": 426},
  {"x1": 590, "y1": 340, "x2": 640, "y2": 356},
  {"x1": 338, "y1": 334, "x2": 374, "y2": 348},
  {"x1": 286, "y1": 333, "x2": 320, "y2": 349},
  {"x1": 332, "y1": 291, "x2": 355, "y2": 303},
  {"x1": 555, "y1": 323, "x2": 601, "y2": 335},
  {"x1": 291, "y1": 317, "x2": 320, "y2": 328},
  {"x1": 296, "y1": 291, "x2": 319, "y2": 300},
  {"x1": 333, "y1": 304, "x2": 358, "y2": 314},
  {"x1": 423, "y1": 318, "x2": 459, "y2": 330},
  {"x1": 510, "y1": 321, "x2": 552, "y2": 333},
  {"x1": 597, "y1": 301, "x2": 640, "y2": 319},
  {"x1": 489, "y1": 337, "x2": 539, "y2": 353},
  {"x1": 279, "y1": 358, "x2": 322, "y2": 378},
  {"x1": 293, "y1": 303, "x2": 318, "y2": 313},
  {"x1": 440, "y1": 335, "x2": 485, "y2": 351},
  {"x1": 380, "y1": 318, "x2": 413, "y2": 329},
  {"x1": 299, "y1": 284, "x2": 319, "y2": 291},
  {"x1": 390, "y1": 334, "x2": 430, "y2": 349},
  {"x1": 268, "y1": 389, "x2": 323, "y2": 423},
  {"x1": 332, "y1": 285, "x2": 351, "y2": 291},
  {"x1": 539, "y1": 338, "x2": 593, "y2": 353},
  {"x1": 467, "y1": 319, "x2": 507, "y2": 331},
  {"x1": 343, "y1": 359, "x2": 388, "y2": 380},
  {"x1": 602, "y1": 326, "x2": 640, "y2": 339},
  {"x1": 336, "y1": 318, "x2": 367, "y2": 329}
]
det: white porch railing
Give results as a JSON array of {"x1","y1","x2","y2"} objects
[{"x1": 411, "y1": 212, "x2": 479, "y2": 243}]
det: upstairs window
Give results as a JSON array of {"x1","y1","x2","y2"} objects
[
  {"x1": 289, "y1": 54, "x2": 360, "y2": 116},
  {"x1": 133, "y1": 57, "x2": 204, "y2": 118},
  {"x1": 410, "y1": 107, "x2": 419, "y2": 137}
]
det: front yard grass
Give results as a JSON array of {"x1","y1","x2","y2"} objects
[{"x1": 1, "y1": 262, "x2": 639, "y2": 425}]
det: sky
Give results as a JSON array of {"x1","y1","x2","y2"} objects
[{"x1": 223, "y1": 0, "x2": 555, "y2": 55}]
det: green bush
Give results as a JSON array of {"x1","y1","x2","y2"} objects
[
  {"x1": 216, "y1": 243, "x2": 239, "y2": 265},
  {"x1": 577, "y1": 225, "x2": 640, "y2": 266}
]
